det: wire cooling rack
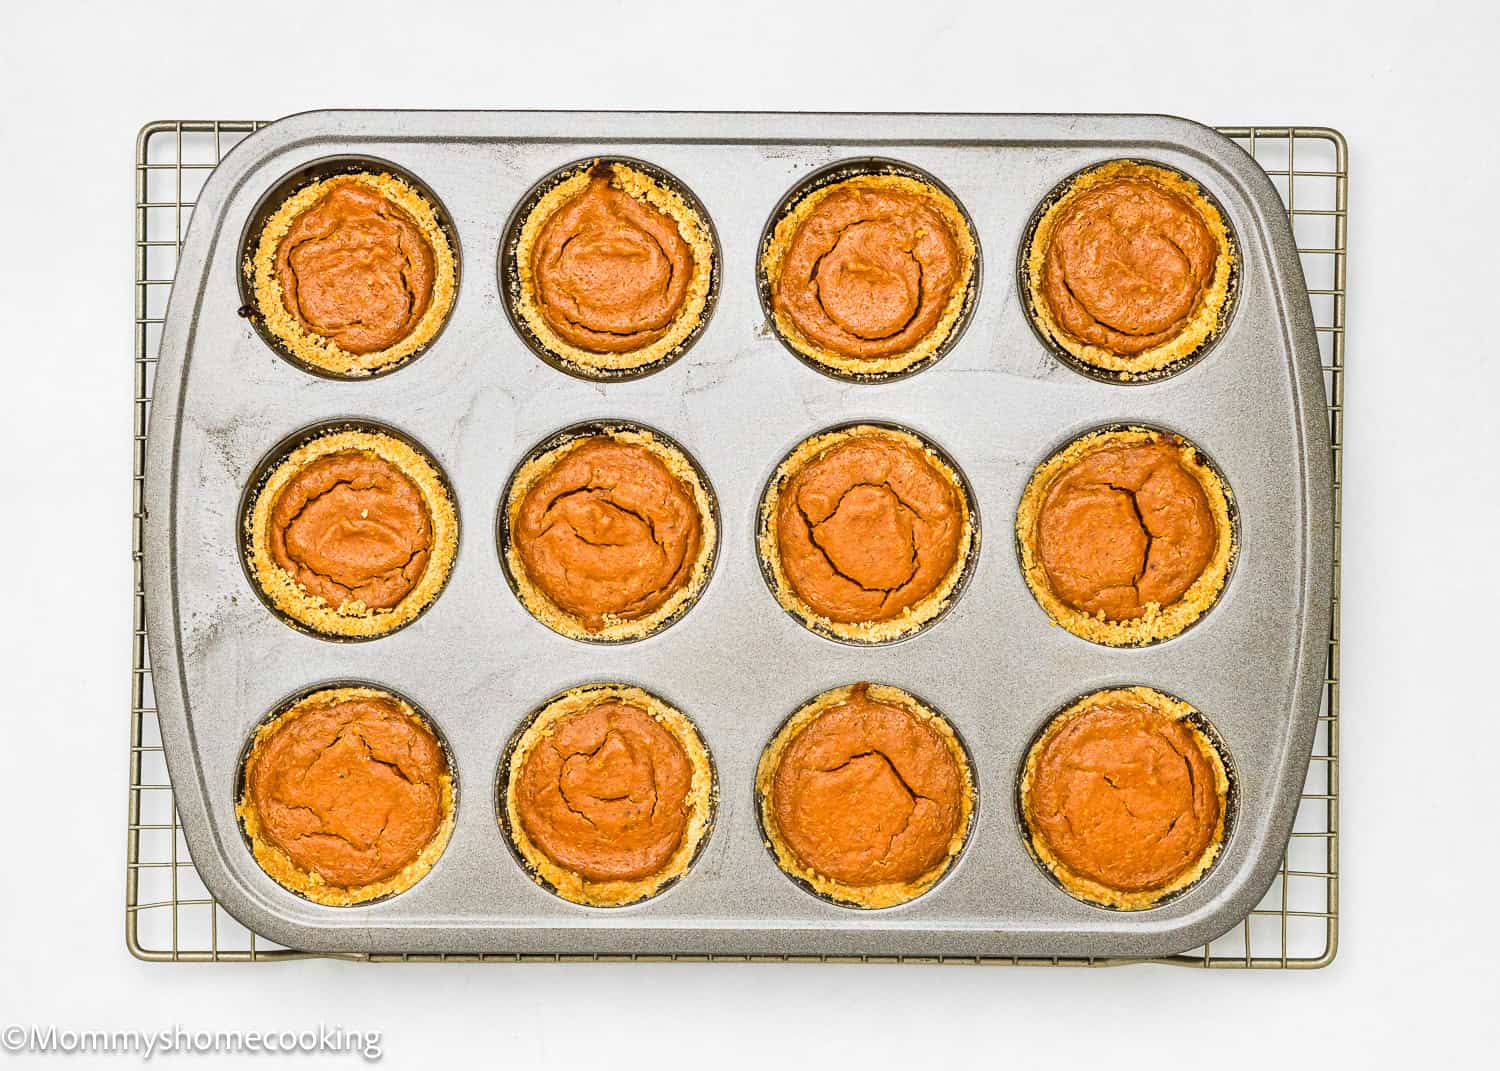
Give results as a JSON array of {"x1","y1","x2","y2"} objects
[{"x1": 128, "y1": 120, "x2": 1345, "y2": 966}]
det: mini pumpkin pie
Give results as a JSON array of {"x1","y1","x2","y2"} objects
[
  {"x1": 761, "y1": 172, "x2": 976, "y2": 378},
  {"x1": 1025, "y1": 160, "x2": 1234, "y2": 379},
  {"x1": 247, "y1": 171, "x2": 457, "y2": 376},
  {"x1": 503, "y1": 684, "x2": 715, "y2": 906},
  {"x1": 1020, "y1": 686, "x2": 1229, "y2": 909},
  {"x1": 758, "y1": 683, "x2": 974, "y2": 908},
  {"x1": 1016, "y1": 426, "x2": 1233, "y2": 646},
  {"x1": 236, "y1": 686, "x2": 455, "y2": 905},
  {"x1": 245, "y1": 428, "x2": 458, "y2": 639},
  {"x1": 759, "y1": 425, "x2": 974, "y2": 643},
  {"x1": 511, "y1": 160, "x2": 716, "y2": 377},
  {"x1": 503, "y1": 426, "x2": 716, "y2": 642}
]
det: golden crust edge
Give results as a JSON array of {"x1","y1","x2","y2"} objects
[
  {"x1": 1018, "y1": 686, "x2": 1229, "y2": 911},
  {"x1": 761, "y1": 174, "x2": 977, "y2": 377},
  {"x1": 503, "y1": 426, "x2": 717, "y2": 642},
  {"x1": 502, "y1": 684, "x2": 715, "y2": 907},
  {"x1": 246, "y1": 172, "x2": 457, "y2": 376},
  {"x1": 1024, "y1": 160, "x2": 1236, "y2": 378},
  {"x1": 246, "y1": 429, "x2": 458, "y2": 639},
  {"x1": 1014, "y1": 425, "x2": 1235, "y2": 646},
  {"x1": 512, "y1": 161, "x2": 715, "y2": 374},
  {"x1": 755, "y1": 683, "x2": 975, "y2": 909},
  {"x1": 758, "y1": 424, "x2": 975, "y2": 643},
  {"x1": 234, "y1": 686, "x2": 456, "y2": 907}
]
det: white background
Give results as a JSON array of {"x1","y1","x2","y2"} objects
[{"x1": 1, "y1": 1, "x2": 1496, "y2": 1066}]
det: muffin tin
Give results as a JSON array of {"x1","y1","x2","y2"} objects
[{"x1": 144, "y1": 110, "x2": 1331, "y2": 958}]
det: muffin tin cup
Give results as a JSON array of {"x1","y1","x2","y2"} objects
[
  {"x1": 237, "y1": 154, "x2": 462, "y2": 380},
  {"x1": 498, "y1": 156, "x2": 722, "y2": 383},
  {"x1": 496, "y1": 419, "x2": 721, "y2": 645},
  {"x1": 237, "y1": 417, "x2": 461, "y2": 643},
  {"x1": 1013, "y1": 686, "x2": 1240, "y2": 912},
  {"x1": 1013, "y1": 420, "x2": 1241, "y2": 648},
  {"x1": 494, "y1": 682, "x2": 720, "y2": 909},
  {"x1": 1017, "y1": 158, "x2": 1242, "y2": 385},
  {"x1": 756, "y1": 156, "x2": 983, "y2": 384},
  {"x1": 753, "y1": 682, "x2": 980, "y2": 911},
  {"x1": 233, "y1": 679, "x2": 461, "y2": 908},
  {"x1": 145, "y1": 111, "x2": 1331, "y2": 959},
  {"x1": 754, "y1": 419, "x2": 982, "y2": 647}
]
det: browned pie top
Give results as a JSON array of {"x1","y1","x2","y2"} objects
[
  {"x1": 769, "y1": 684, "x2": 966, "y2": 887},
  {"x1": 773, "y1": 182, "x2": 965, "y2": 360},
  {"x1": 1025, "y1": 696, "x2": 1221, "y2": 894},
  {"x1": 530, "y1": 171, "x2": 695, "y2": 354},
  {"x1": 1036, "y1": 439, "x2": 1216, "y2": 622},
  {"x1": 512, "y1": 436, "x2": 703, "y2": 631},
  {"x1": 245, "y1": 694, "x2": 448, "y2": 888},
  {"x1": 267, "y1": 450, "x2": 433, "y2": 611},
  {"x1": 1041, "y1": 177, "x2": 1218, "y2": 356},
  {"x1": 775, "y1": 433, "x2": 964, "y2": 624},
  {"x1": 273, "y1": 178, "x2": 436, "y2": 355},
  {"x1": 513, "y1": 700, "x2": 694, "y2": 883}
]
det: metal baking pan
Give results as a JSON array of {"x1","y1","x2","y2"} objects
[{"x1": 144, "y1": 110, "x2": 1332, "y2": 959}]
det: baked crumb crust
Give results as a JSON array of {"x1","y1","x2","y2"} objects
[
  {"x1": 503, "y1": 426, "x2": 717, "y2": 642},
  {"x1": 758, "y1": 424, "x2": 975, "y2": 643},
  {"x1": 512, "y1": 161, "x2": 716, "y2": 376},
  {"x1": 1024, "y1": 160, "x2": 1235, "y2": 379},
  {"x1": 502, "y1": 684, "x2": 715, "y2": 907},
  {"x1": 761, "y1": 174, "x2": 976, "y2": 378},
  {"x1": 246, "y1": 429, "x2": 458, "y2": 639},
  {"x1": 1015, "y1": 426, "x2": 1234, "y2": 646},
  {"x1": 756, "y1": 683, "x2": 975, "y2": 908},
  {"x1": 235, "y1": 686, "x2": 456, "y2": 906},
  {"x1": 1019, "y1": 686, "x2": 1229, "y2": 910},
  {"x1": 247, "y1": 171, "x2": 457, "y2": 376}
]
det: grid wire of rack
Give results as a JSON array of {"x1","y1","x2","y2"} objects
[{"x1": 128, "y1": 120, "x2": 1344, "y2": 966}]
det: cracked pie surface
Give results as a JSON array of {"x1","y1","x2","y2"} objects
[
  {"x1": 762, "y1": 173, "x2": 975, "y2": 378},
  {"x1": 512, "y1": 160, "x2": 715, "y2": 376},
  {"x1": 759, "y1": 424, "x2": 973, "y2": 643},
  {"x1": 248, "y1": 172, "x2": 456, "y2": 376},
  {"x1": 503, "y1": 684, "x2": 715, "y2": 907},
  {"x1": 757, "y1": 683, "x2": 974, "y2": 908},
  {"x1": 1016, "y1": 426, "x2": 1233, "y2": 646},
  {"x1": 503, "y1": 427, "x2": 716, "y2": 642},
  {"x1": 246, "y1": 428, "x2": 457, "y2": 639},
  {"x1": 1021, "y1": 687, "x2": 1228, "y2": 910},
  {"x1": 236, "y1": 686, "x2": 455, "y2": 906},
  {"x1": 1025, "y1": 160, "x2": 1234, "y2": 379}
]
